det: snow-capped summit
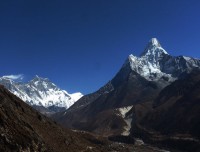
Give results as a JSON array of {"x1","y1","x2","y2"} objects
[
  {"x1": 141, "y1": 38, "x2": 168, "y2": 58},
  {"x1": 126, "y1": 38, "x2": 200, "y2": 81},
  {"x1": 148, "y1": 38, "x2": 161, "y2": 47},
  {"x1": 0, "y1": 75, "x2": 83, "y2": 110},
  {"x1": 29, "y1": 75, "x2": 58, "y2": 91}
]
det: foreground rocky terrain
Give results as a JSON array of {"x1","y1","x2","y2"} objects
[{"x1": 0, "y1": 84, "x2": 172, "y2": 152}]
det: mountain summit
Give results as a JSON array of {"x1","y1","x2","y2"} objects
[
  {"x1": 127, "y1": 38, "x2": 200, "y2": 81},
  {"x1": 144, "y1": 38, "x2": 162, "y2": 48},
  {"x1": 140, "y1": 38, "x2": 168, "y2": 57},
  {"x1": 149, "y1": 38, "x2": 161, "y2": 46},
  {"x1": 0, "y1": 75, "x2": 83, "y2": 113}
]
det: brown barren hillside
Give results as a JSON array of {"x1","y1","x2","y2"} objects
[{"x1": 0, "y1": 84, "x2": 169, "y2": 152}]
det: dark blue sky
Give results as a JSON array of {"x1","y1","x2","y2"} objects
[{"x1": 0, "y1": 0, "x2": 200, "y2": 94}]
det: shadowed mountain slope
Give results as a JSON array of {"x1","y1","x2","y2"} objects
[
  {"x1": 130, "y1": 70, "x2": 200, "y2": 152},
  {"x1": 0, "y1": 85, "x2": 146, "y2": 152},
  {"x1": 53, "y1": 38, "x2": 200, "y2": 136}
]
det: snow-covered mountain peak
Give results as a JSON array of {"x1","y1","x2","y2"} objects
[
  {"x1": 28, "y1": 76, "x2": 57, "y2": 93},
  {"x1": 141, "y1": 38, "x2": 168, "y2": 58},
  {"x1": 32, "y1": 75, "x2": 49, "y2": 82},
  {"x1": 127, "y1": 39, "x2": 169, "y2": 73},
  {"x1": 150, "y1": 38, "x2": 161, "y2": 47},
  {"x1": 125, "y1": 38, "x2": 200, "y2": 81},
  {"x1": 0, "y1": 76, "x2": 83, "y2": 110}
]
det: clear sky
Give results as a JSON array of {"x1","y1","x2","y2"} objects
[{"x1": 0, "y1": 0, "x2": 200, "y2": 94}]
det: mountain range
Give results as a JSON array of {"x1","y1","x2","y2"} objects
[
  {"x1": 0, "y1": 75, "x2": 83, "y2": 114},
  {"x1": 52, "y1": 38, "x2": 200, "y2": 152},
  {"x1": 1, "y1": 38, "x2": 200, "y2": 151}
]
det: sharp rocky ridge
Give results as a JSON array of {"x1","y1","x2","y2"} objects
[
  {"x1": 68, "y1": 38, "x2": 200, "y2": 110},
  {"x1": 125, "y1": 38, "x2": 200, "y2": 82},
  {"x1": 0, "y1": 75, "x2": 83, "y2": 111}
]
